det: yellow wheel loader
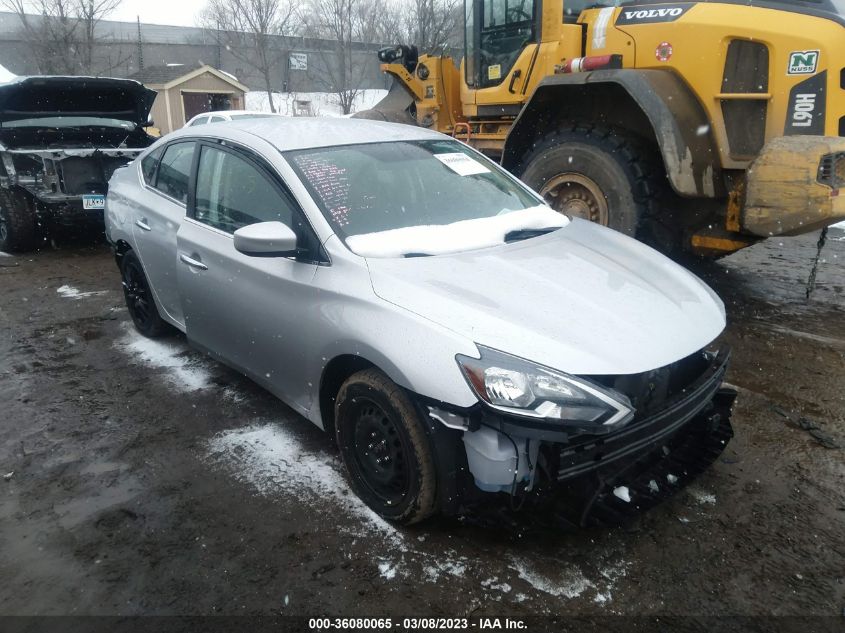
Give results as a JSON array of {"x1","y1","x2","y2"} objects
[{"x1": 359, "y1": 0, "x2": 845, "y2": 257}]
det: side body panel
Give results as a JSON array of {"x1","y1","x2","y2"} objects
[
  {"x1": 105, "y1": 163, "x2": 185, "y2": 330},
  {"x1": 176, "y1": 218, "x2": 319, "y2": 413}
]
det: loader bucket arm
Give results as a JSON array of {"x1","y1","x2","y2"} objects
[{"x1": 352, "y1": 78, "x2": 418, "y2": 125}]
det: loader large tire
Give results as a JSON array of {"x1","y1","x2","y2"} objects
[
  {"x1": 0, "y1": 188, "x2": 37, "y2": 253},
  {"x1": 518, "y1": 125, "x2": 682, "y2": 256}
]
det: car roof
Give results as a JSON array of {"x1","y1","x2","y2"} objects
[
  {"x1": 192, "y1": 110, "x2": 281, "y2": 119},
  {"x1": 169, "y1": 117, "x2": 444, "y2": 151}
]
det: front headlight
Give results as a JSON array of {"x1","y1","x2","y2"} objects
[{"x1": 456, "y1": 346, "x2": 634, "y2": 432}]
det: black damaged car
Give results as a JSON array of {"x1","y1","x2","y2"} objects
[{"x1": 0, "y1": 76, "x2": 157, "y2": 252}]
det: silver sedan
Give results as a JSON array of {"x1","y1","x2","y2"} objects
[{"x1": 105, "y1": 119, "x2": 735, "y2": 525}]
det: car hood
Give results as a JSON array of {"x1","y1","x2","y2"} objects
[
  {"x1": 365, "y1": 219, "x2": 726, "y2": 376},
  {"x1": 0, "y1": 76, "x2": 157, "y2": 126}
]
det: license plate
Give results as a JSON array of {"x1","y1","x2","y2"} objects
[{"x1": 82, "y1": 195, "x2": 105, "y2": 210}]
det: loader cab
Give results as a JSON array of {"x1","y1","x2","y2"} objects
[{"x1": 465, "y1": 0, "x2": 539, "y2": 89}]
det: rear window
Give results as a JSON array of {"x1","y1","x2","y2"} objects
[{"x1": 154, "y1": 142, "x2": 195, "y2": 204}]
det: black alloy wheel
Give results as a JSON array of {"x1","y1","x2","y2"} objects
[{"x1": 120, "y1": 250, "x2": 170, "y2": 338}]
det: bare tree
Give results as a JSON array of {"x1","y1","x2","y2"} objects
[
  {"x1": 2, "y1": 0, "x2": 124, "y2": 75},
  {"x1": 403, "y1": 0, "x2": 461, "y2": 54},
  {"x1": 357, "y1": 0, "x2": 460, "y2": 53},
  {"x1": 300, "y1": 0, "x2": 372, "y2": 115},
  {"x1": 200, "y1": 0, "x2": 295, "y2": 113}
]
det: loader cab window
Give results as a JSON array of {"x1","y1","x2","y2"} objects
[{"x1": 465, "y1": 0, "x2": 538, "y2": 88}]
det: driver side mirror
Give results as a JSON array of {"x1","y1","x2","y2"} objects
[{"x1": 234, "y1": 221, "x2": 298, "y2": 258}]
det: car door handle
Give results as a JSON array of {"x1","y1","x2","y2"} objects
[
  {"x1": 180, "y1": 253, "x2": 208, "y2": 270},
  {"x1": 135, "y1": 218, "x2": 151, "y2": 231}
]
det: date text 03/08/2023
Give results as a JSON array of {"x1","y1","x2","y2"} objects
[{"x1": 308, "y1": 617, "x2": 528, "y2": 630}]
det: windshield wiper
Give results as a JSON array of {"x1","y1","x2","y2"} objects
[
  {"x1": 403, "y1": 252, "x2": 433, "y2": 258},
  {"x1": 504, "y1": 227, "x2": 559, "y2": 243}
]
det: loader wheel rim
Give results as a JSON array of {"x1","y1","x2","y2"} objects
[{"x1": 540, "y1": 173, "x2": 609, "y2": 225}]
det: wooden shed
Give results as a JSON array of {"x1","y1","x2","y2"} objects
[{"x1": 129, "y1": 64, "x2": 249, "y2": 135}]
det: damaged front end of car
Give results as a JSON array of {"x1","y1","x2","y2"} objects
[
  {"x1": 0, "y1": 76, "x2": 157, "y2": 251},
  {"x1": 1, "y1": 147, "x2": 149, "y2": 224},
  {"x1": 420, "y1": 346, "x2": 736, "y2": 527}
]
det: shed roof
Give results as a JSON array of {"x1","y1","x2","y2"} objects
[
  {"x1": 129, "y1": 64, "x2": 248, "y2": 92},
  {"x1": 129, "y1": 64, "x2": 193, "y2": 85}
]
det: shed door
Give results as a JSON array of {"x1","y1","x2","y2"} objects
[
  {"x1": 182, "y1": 93, "x2": 210, "y2": 121},
  {"x1": 182, "y1": 92, "x2": 234, "y2": 123}
]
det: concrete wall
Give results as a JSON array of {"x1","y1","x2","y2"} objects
[{"x1": 0, "y1": 11, "x2": 393, "y2": 93}]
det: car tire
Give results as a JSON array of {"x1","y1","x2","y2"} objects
[
  {"x1": 120, "y1": 250, "x2": 171, "y2": 338},
  {"x1": 518, "y1": 125, "x2": 683, "y2": 256},
  {"x1": 0, "y1": 188, "x2": 38, "y2": 253},
  {"x1": 335, "y1": 368, "x2": 437, "y2": 525}
]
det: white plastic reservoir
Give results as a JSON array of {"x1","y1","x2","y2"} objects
[{"x1": 462, "y1": 426, "x2": 536, "y2": 493}]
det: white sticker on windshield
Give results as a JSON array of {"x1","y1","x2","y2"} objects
[{"x1": 434, "y1": 153, "x2": 490, "y2": 176}]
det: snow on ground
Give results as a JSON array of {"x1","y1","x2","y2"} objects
[
  {"x1": 206, "y1": 421, "x2": 404, "y2": 547},
  {"x1": 687, "y1": 487, "x2": 717, "y2": 505},
  {"x1": 424, "y1": 559, "x2": 467, "y2": 583},
  {"x1": 0, "y1": 251, "x2": 13, "y2": 257},
  {"x1": 612, "y1": 486, "x2": 631, "y2": 503},
  {"x1": 245, "y1": 89, "x2": 387, "y2": 118},
  {"x1": 508, "y1": 556, "x2": 629, "y2": 605},
  {"x1": 832, "y1": 221, "x2": 845, "y2": 230},
  {"x1": 56, "y1": 285, "x2": 109, "y2": 300},
  {"x1": 113, "y1": 323, "x2": 212, "y2": 392},
  {"x1": 378, "y1": 560, "x2": 399, "y2": 581},
  {"x1": 205, "y1": 414, "x2": 636, "y2": 602},
  {"x1": 509, "y1": 558, "x2": 594, "y2": 599}
]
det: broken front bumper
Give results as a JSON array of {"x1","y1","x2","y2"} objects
[
  {"x1": 425, "y1": 348, "x2": 737, "y2": 525},
  {"x1": 744, "y1": 136, "x2": 845, "y2": 237}
]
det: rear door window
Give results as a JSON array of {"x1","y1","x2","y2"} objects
[
  {"x1": 141, "y1": 146, "x2": 164, "y2": 185},
  {"x1": 155, "y1": 142, "x2": 195, "y2": 204},
  {"x1": 189, "y1": 116, "x2": 209, "y2": 126},
  {"x1": 209, "y1": 115, "x2": 227, "y2": 123}
]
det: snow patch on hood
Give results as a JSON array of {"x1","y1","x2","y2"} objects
[
  {"x1": 113, "y1": 323, "x2": 212, "y2": 392},
  {"x1": 347, "y1": 205, "x2": 567, "y2": 258}
]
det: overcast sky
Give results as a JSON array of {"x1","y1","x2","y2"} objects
[{"x1": 110, "y1": 0, "x2": 207, "y2": 27}]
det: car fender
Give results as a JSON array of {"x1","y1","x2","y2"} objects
[{"x1": 303, "y1": 241, "x2": 481, "y2": 428}]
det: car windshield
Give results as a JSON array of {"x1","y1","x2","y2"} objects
[
  {"x1": 1, "y1": 116, "x2": 137, "y2": 129},
  {"x1": 286, "y1": 139, "x2": 567, "y2": 257}
]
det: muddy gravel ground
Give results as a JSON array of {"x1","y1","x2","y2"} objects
[{"x1": 1, "y1": 230, "x2": 844, "y2": 624}]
